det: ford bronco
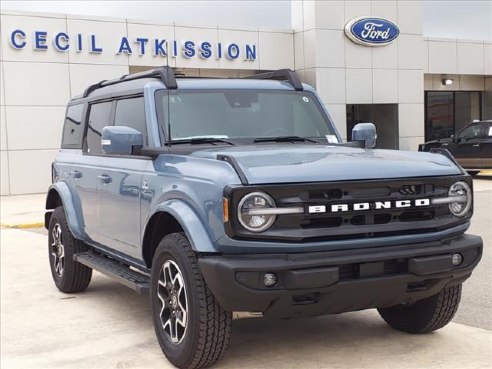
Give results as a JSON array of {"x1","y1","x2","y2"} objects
[{"x1": 46, "y1": 67, "x2": 483, "y2": 369}]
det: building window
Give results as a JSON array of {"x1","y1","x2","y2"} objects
[
  {"x1": 346, "y1": 104, "x2": 399, "y2": 149},
  {"x1": 425, "y1": 91, "x2": 482, "y2": 141}
]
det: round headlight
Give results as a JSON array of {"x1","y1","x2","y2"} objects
[
  {"x1": 448, "y1": 181, "x2": 472, "y2": 217},
  {"x1": 238, "y1": 192, "x2": 276, "y2": 232}
]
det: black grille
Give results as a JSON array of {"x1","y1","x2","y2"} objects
[{"x1": 225, "y1": 176, "x2": 472, "y2": 243}]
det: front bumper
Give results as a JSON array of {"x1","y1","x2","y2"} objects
[{"x1": 198, "y1": 234, "x2": 482, "y2": 319}]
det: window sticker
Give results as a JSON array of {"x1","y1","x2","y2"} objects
[
  {"x1": 326, "y1": 135, "x2": 339, "y2": 144},
  {"x1": 302, "y1": 96, "x2": 309, "y2": 103}
]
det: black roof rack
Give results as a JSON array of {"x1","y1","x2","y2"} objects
[
  {"x1": 242, "y1": 69, "x2": 304, "y2": 91},
  {"x1": 82, "y1": 66, "x2": 177, "y2": 98}
]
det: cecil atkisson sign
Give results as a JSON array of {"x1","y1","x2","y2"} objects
[{"x1": 8, "y1": 29, "x2": 257, "y2": 60}]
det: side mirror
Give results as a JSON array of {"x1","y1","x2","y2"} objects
[
  {"x1": 102, "y1": 126, "x2": 143, "y2": 155},
  {"x1": 352, "y1": 123, "x2": 377, "y2": 149}
]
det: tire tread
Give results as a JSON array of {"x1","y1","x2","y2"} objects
[
  {"x1": 154, "y1": 233, "x2": 231, "y2": 369},
  {"x1": 378, "y1": 284, "x2": 462, "y2": 334}
]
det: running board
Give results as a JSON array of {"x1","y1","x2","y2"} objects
[{"x1": 74, "y1": 251, "x2": 150, "y2": 294}]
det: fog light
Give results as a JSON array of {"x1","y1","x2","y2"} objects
[
  {"x1": 263, "y1": 273, "x2": 277, "y2": 287},
  {"x1": 452, "y1": 253, "x2": 463, "y2": 266}
]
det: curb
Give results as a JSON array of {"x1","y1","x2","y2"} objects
[{"x1": 0, "y1": 223, "x2": 45, "y2": 229}]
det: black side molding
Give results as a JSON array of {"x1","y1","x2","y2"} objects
[
  {"x1": 243, "y1": 69, "x2": 304, "y2": 91},
  {"x1": 217, "y1": 154, "x2": 249, "y2": 185}
]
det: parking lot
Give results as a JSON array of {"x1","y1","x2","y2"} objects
[{"x1": 1, "y1": 178, "x2": 491, "y2": 369}]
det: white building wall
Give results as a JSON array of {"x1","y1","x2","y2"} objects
[
  {"x1": 0, "y1": 9, "x2": 294, "y2": 195},
  {"x1": 0, "y1": 4, "x2": 490, "y2": 195},
  {"x1": 292, "y1": 0, "x2": 426, "y2": 151},
  {"x1": 425, "y1": 37, "x2": 492, "y2": 75}
]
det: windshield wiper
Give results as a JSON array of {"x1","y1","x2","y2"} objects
[
  {"x1": 254, "y1": 136, "x2": 319, "y2": 144},
  {"x1": 168, "y1": 137, "x2": 235, "y2": 146}
]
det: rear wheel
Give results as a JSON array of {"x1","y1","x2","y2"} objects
[
  {"x1": 48, "y1": 206, "x2": 92, "y2": 293},
  {"x1": 150, "y1": 233, "x2": 232, "y2": 369},
  {"x1": 378, "y1": 284, "x2": 462, "y2": 334}
]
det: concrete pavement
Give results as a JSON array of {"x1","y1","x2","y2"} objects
[
  {"x1": 0, "y1": 193, "x2": 46, "y2": 228},
  {"x1": 1, "y1": 228, "x2": 491, "y2": 369}
]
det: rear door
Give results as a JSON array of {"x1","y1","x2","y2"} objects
[
  {"x1": 96, "y1": 96, "x2": 149, "y2": 259},
  {"x1": 59, "y1": 103, "x2": 86, "y2": 192},
  {"x1": 452, "y1": 123, "x2": 484, "y2": 169},
  {"x1": 71, "y1": 101, "x2": 113, "y2": 242}
]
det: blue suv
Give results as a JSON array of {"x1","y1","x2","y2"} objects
[{"x1": 46, "y1": 67, "x2": 483, "y2": 369}]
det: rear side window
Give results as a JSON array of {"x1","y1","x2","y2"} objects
[
  {"x1": 114, "y1": 97, "x2": 147, "y2": 145},
  {"x1": 61, "y1": 104, "x2": 84, "y2": 149},
  {"x1": 86, "y1": 101, "x2": 112, "y2": 154}
]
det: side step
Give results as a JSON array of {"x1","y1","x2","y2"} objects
[{"x1": 74, "y1": 251, "x2": 150, "y2": 294}]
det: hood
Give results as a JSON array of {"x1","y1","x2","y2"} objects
[{"x1": 191, "y1": 145, "x2": 462, "y2": 185}]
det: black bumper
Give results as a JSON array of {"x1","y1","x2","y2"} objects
[{"x1": 198, "y1": 234, "x2": 483, "y2": 319}]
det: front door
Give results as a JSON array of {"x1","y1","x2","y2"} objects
[
  {"x1": 97, "y1": 96, "x2": 149, "y2": 259},
  {"x1": 479, "y1": 123, "x2": 492, "y2": 169},
  {"x1": 452, "y1": 124, "x2": 485, "y2": 169},
  {"x1": 96, "y1": 157, "x2": 147, "y2": 259}
]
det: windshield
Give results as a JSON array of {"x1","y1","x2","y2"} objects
[{"x1": 155, "y1": 89, "x2": 338, "y2": 143}]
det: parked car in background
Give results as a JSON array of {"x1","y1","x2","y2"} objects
[{"x1": 419, "y1": 120, "x2": 492, "y2": 176}]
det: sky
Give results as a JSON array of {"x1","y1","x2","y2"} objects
[
  {"x1": 422, "y1": 1, "x2": 492, "y2": 41},
  {"x1": 1, "y1": 1, "x2": 491, "y2": 41},
  {"x1": 0, "y1": 0, "x2": 293, "y2": 29}
]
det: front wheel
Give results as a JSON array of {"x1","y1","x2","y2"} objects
[
  {"x1": 150, "y1": 233, "x2": 232, "y2": 369},
  {"x1": 378, "y1": 284, "x2": 462, "y2": 334}
]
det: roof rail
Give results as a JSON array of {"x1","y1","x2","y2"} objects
[
  {"x1": 242, "y1": 69, "x2": 303, "y2": 91},
  {"x1": 82, "y1": 66, "x2": 177, "y2": 98}
]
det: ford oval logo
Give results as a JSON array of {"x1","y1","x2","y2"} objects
[{"x1": 344, "y1": 16, "x2": 399, "y2": 46}]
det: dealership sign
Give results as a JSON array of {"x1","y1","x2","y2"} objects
[
  {"x1": 344, "y1": 17, "x2": 399, "y2": 46},
  {"x1": 8, "y1": 29, "x2": 257, "y2": 60}
]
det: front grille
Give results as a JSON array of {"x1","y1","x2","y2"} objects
[{"x1": 226, "y1": 176, "x2": 472, "y2": 243}]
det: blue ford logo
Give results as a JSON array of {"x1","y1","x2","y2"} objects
[{"x1": 344, "y1": 17, "x2": 399, "y2": 46}]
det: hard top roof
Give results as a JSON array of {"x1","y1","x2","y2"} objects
[{"x1": 70, "y1": 67, "x2": 309, "y2": 103}]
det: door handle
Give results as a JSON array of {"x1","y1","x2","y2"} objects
[
  {"x1": 473, "y1": 144, "x2": 480, "y2": 147},
  {"x1": 141, "y1": 180, "x2": 149, "y2": 191},
  {"x1": 97, "y1": 174, "x2": 112, "y2": 184},
  {"x1": 70, "y1": 170, "x2": 82, "y2": 178}
]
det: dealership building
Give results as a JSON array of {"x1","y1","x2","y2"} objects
[{"x1": 0, "y1": 1, "x2": 491, "y2": 195}]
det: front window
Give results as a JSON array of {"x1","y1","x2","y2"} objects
[
  {"x1": 456, "y1": 124, "x2": 484, "y2": 142},
  {"x1": 156, "y1": 89, "x2": 337, "y2": 143}
]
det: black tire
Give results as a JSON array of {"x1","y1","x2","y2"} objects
[
  {"x1": 467, "y1": 171, "x2": 480, "y2": 176},
  {"x1": 378, "y1": 284, "x2": 462, "y2": 334},
  {"x1": 150, "y1": 233, "x2": 232, "y2": 369},
  {"x1": 48, "y1": 206, "x2": 92, "y2": 293}
]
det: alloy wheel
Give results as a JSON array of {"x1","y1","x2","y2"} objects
[
  {"x1": 157, "y1": 260, "x2": 188, "y2": 344},
  {"x1": 51, "y1": 223, "x2": 65, "y2": 276}
]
